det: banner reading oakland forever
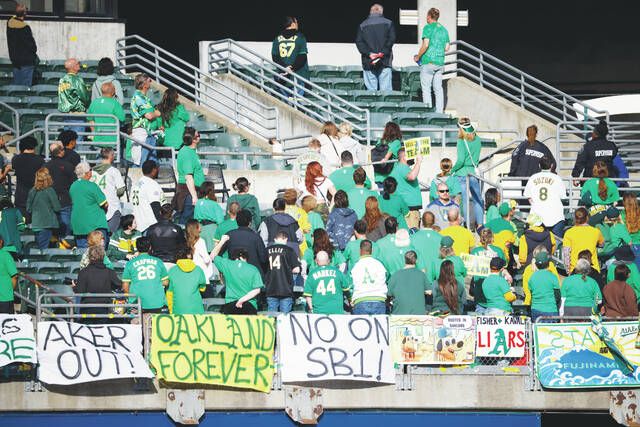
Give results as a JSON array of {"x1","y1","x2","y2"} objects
[{"x1": 150, "y1": 314, "x2": 276, "y2": 392}]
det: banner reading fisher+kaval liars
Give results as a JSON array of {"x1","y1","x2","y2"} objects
[
  {"x1": 150, "y1": 314, "x2": 276, "y2": 393},
  {"x1": 389, "y1": 315, "x2": 476, "y2": 364},
  {"x1": 535, "y1": 321, "x2": 640, "y2": 388},
  {"x1": 476, "y1": 316, "x2": 527, "y2": 358},
  {"x1": 0, "y1": 314, "x2": 36, "y2": 367},
  {"x1": 277, "y1": 314, "x2": 395, "y2": 384},
  {"x1": 37, "y1": 321, "x2": 153, "y2": 385}
]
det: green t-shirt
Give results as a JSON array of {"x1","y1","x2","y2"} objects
[
  {"x1": 379, "y1": 194, "x2": 409, "y2": 230},
  {"x1": 304, "y1": 211, "x2": 326, "y2": 248},
  {"x1": 0, "y1": 248, "x2": 17, "y2": 302},
  {"x1": 529, "y1": 269, "x2": 560, "y2": 313},
  {"x1": 87, "y1": 96, "x2": 125, "y2": 144},
  {"x1": 374, "y1": 234, "x2": 414, "y2": 277},
  {"x1": 346, "y1": 187, "x2": 379, "y2": 219},
  {"x1": 561, "y1": 274, "x2": 602, "y2": 309},
  {"x1": 177, "y1": 146, "x2": 205, "y2": 187},
  {"x1": 168, "y1": 261, "x2": 207, "y2": 315},
  {"x1": 374, "y1": 139, "x2": 402, "y2": 183},
  {"x1": 486, "y1": 205, "x2": 500, "y2": 223},
  {"x1": 343, "y1": 238, "x2": 365, "y2": 271},
  {"x1": 122, "y1": 253, "x2": 169, "y2": 310},
  {"x1": 303, "y1": 265, "x2": 349, "y2": 314},
  {"x1": 329, "y1": 166, "x2": 371, "y2": 193},
  {"x1": 470, "y1": 245, "x2": 506, "y2": 282},
  {"x1": 226, "y1": 193, "x2": 261, "y2": 230},
  {"x1": 482, "y1": 273, "x2": 513, "y2": 312},
  {"x1": 451, "y1": 136, "x2": 481, "y2": 177},
  {"x1": 411, "y1": 229, "x2": 442, "y2": 268},
  {"x1": 420, "y1": 22, "x2": 450, "y2": 66},
  {"x1": 214, "y1": 218, "x2": 238, "y2": 241},
  {"x1": 162, "y1": 104, "x2": 190, "y2": 149},
  {"x1": 388, "y1": 267, "x2": 429, "y2": 315},
  {"x1": 581, "y1": 178, "x2": 620, "y2": 206},
  {"x1": 430, "y1": 255, "x2": 467, "y2": 283},
  {"x1": 214, "y1": 256, "x2": 264, "y2": 309},
  {"x1": 390, "y1": 162, "x2": 422, "y2": 207},
  {"x1": 194, "y1": 199, "x2": 224, "y2": 224},
  {"x1": 69, "y1": 179, "x2": 108, "y2": 235},
  {"x1": 607, "y1": 262, "x2": 640, "y2": 299},
  {"x1": 201, "y1": 224, "x2": 218, "y2": 252},
  {"x1": 271, "y1": 32, "x2": 310, "y2": 80}
]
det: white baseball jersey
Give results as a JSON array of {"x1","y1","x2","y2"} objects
[
  {"x1": 523, "y1": 171, "x2": 567, "y2": 226},
  {"x1": 91, "y1": 165, "x2": 125, "y2": 220},
  {"x1": 131, "y1": 175, "x2": 166, "y2": 232}
]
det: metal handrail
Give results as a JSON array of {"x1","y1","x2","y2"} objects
[
  {"x1": 44, "y1": 113, "x2": 120, "y2": 161},
  {"x1": 2, "y1": 127, "x2": 44, "y2": 148},
  {"x1": 207, "y1": 39, "x2": 371, "y2": 144},
  {"x1": 0, "y1": 100, "x2": 19, "y2": 136},
  {"x1": 37, "y1": 292, "x2": 143, "y2": 324},
  {"x1": 116, "y1": 34, "x2": 279, "y2": 140}
]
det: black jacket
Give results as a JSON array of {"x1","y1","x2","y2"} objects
[
  {"x1": 522, "y1": 228, "x2": 553, "y2": 265},
  {"x1": 509, "y1": 140, "x2": 556, "y2": 177},
  {"x1": 76, "y1": 262, "x2": 121, "y2": 305},
  {"x1": 6, "y1": 16, "x2": 37, "y2": 67},
  {"x1": 147, "y1": 219, "x2": 185, "y2": 263},
  {"x1": 45, "y1": 157, "x2": 75, "y2": 207},
  {"x1": 355, "y1": 13, "x2": 396, "y2": 70},
  {"x1": 571, "y1": 136, "x2": 618, "y2": 178},
  {"x1": 222, "y1": 226, "x2": 268, "y2": 276}
]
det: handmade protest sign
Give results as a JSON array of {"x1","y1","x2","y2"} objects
[
  {"x1": 389, "y1": 315, "x2": 476, "y2": 365},
  {"x1": 150, "y1": 314, "x2": 276, "y2": 393},
  {"x1": 0, "y1": 314, "x2": 36, "y2": 367},
  {"x1": 37, "y1": 321, "x2": 152, "y2": 385},
  {"x1": 277, "y1": 314, "x2": 394, "y2": 384},
  {"x1": 476, "y1": 316, "x2": 526, "y2": 358},
  {"x1": 403, "y1": 137, "x2": 431, "y2": 161},
  {"x1": 460, "y1": 253, "x2": 491, "y2": 277}
]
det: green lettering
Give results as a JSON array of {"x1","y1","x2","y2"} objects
[
  {"x1": 226, "y1": 316, "x2": 247, "y2": 350},
  {"x1": 234, "y1": 354, "x2": 251, "y2": 384},
  {"x1": 170, "y1": 315, "x2": 197, "y2": 347},
  {"x1": 246, "y1": 318, "x2": 261, "y2": 350},
  {"x1": 549, "y1": 329, "x2": 564, "y2": 348},
  {"x1": 489, "y1": 329, "x2": 508, "y2": 356},
  {"x1": 261, "y1": 318, "x2": 275, "y2": 351},
  {"x1": 253, "y1": 353, "x2": 271, "y2": 388},
  {"x1": 206, "y1": 351, "x2": 221, "y2": 380},
  {"x1": 155, "y1": 315, "x2": 175, "y2": 343},
  {"x1": 192, "y1": 349, "x2": 207, "y2": 381},
  {"x1": 157, "y1": 350, "x2": 179, "y2": 378},
  {"x1": 195, "y1": 316, "x2": 213, "y2": 343},
  {"x1": 220, "y1": 352, "x2": 238, "y2": 383},
  {"x1": 173, "y1": 352, "x2": 193, "y2": 381},
  {"x1": 566, "y1": 329, "x2": 581, "y2": 347},
  {"x1": 581, "y1": 330, "x2": 596, "y2": 347}
]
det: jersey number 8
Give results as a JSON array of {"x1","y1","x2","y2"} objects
[{"x1": 539, "y1": 187, "x2": 548, "y2": 201}]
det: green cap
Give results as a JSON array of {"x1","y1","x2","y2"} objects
[
  {"x1": 534, "y1": 251, "x2": 550, "y2": 264},
  {"x1": 440, "y1": 236, "x2": 454, "y2": 248},
  {"x1": 457, "y1": 117, "x2": 475, "y2": 134},
  {"x1": 499, "y1": 202, "x2": 511, "y2": 216}
]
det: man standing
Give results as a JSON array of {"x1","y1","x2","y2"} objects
[
  {"x1": 350, "y1": 239, "x2": 388, "y2": 314},
  {"x1": 374, "y1": 220, "x2": 416, "y2": 276},
  {"x1": 426, "y1": 182, "x2": 458, "y2": 230},
  {"x1": 347, "y1": 167, "x2": 379, "y2": 218},
  {"x1": 58, "y1": 58, "x2": 90, "y2": 140},
  {"x1": 387, "y1": 251, "x2": 430, "y2": 315},
  {"x1": 91, "y1": 148, "x2": 126, "y2": 234},
  {"x1": 356, "y1": 3, "x2": 396, "y2": 91},
  {"x1": 87, "y1": 82, "x2": 126, "y2": 146},
  {"x1": 411, "y1": 211, "x2": 442, "y2": 266},
  {"x1": 221, "y1": 209, "x2": 268, "y2": 277},
  {"x1": 45, "y1": 141, "x2": 75, "y2": 237},
  {"x1": 130, "y1": 73, "x2": 162, "y2": 165},
  {"x1": 271, "y1": 16, "x2": 309, "y2": 97},
  {"x1": 146, "y1": 204, "x2": 185, "y2": 264},
  {"x1": 265, "y1": 231, "x2": 301, "y2": 313},
  {"x1": 6, "y1": 3, "x2": 37, "y2": 86},
  {"x1": 303, "y1": 251, "x2": 350, "y2": 315},
  {"x1": 69, "y1": 162, "x2": 109, "y2": 248},
  {"x1": 10, "y1": 136, "x2": 43, "y2": 219},
  {"x1": 390, "y1": 150, "x2": 423, "y2": 228},
  {"x1": 572, "y1": 120, "x2": 618, "y2": 182},
  {"x1": 121, "y1": 236, "x2": 169, "y2": 314},
  {"x1": 329, "y1": 151, "x2": 372, "y2": 193},
  {"x1": 414, "y1": 8, "x2": 450, "y2": 112},
  {"x1": 259, "y1": 198, "x2": 303, "y2": 254},
  {"x1": 131, "y1": 160, "x2": 165, "y2": 234},
  {"x1": 175, "y1": 127, "x2": 204, "y2": 224},
  {"x1": 59, "y1": 130, "x2": 81, "y2": 167},
  {"x1": 524, "y1": 156, "x2": 567, "y2": 238}
]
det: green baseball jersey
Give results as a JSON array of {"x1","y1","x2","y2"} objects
[
  {"x1": 214, "y1": 256, "x2": 264, "y2": 309},
  {"x1": 303, "y1": 265, "x2": 350, "y2": 314},
  {"x1": 122, "y1": 253, "x2": 168, "y2": 309}
]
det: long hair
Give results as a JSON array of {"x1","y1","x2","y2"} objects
[
  {"x1": 363, "y1": 196, "x2": 384, "y2": 232},
  {"x1": 381, "y1": 122, "x2": 402, "y2": 143},
  {"x1": 438, "y1": 260, "x2": 459, "y2": 313},
  {"x1": 526, "y1": 125, "x2": 538, "y2": 145},
  {"x1": 305, "y1": 161, "x2": 324, "y2": 196},
  {"x1": 574, "y1": 207, "x2": 589, "y2": 225},
  {"x1": 232, "y1": 177, "x2": 250, "y2": 194},
  {"x1": 320, "y1": 121, "x2": 339, "y2": 138},
  {"x1": 484, "y1": 188, "x2": 499, "y2": 209},
  {"x1": 312, "y1": 228, "x2": 334, "y2": 260},
  {"x1": 159, "y1": 88, "x2": 180, "y2": 124},
  {"x1": 197, "y1": 181, "x2": 217, "y2": 201},
  {"x1": 185, "y1": 219, "x2": 201, "y2": 257},
  {"x1": 34, "y1": 167, "x2": 53, "y2": 191},
  {"x1": 592, "y1": 161, "x2": 609, "y2": 201},
  {"x1": 624, "y1": 193, "x2": 640, "y2": 234}
]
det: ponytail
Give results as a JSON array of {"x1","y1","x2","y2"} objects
[
  {"x1": 598, "y1": 178, "x2": 608, "y2": 201},
  {"x1": 593, "y1": 161, "x2": 609, "y2": 201}
]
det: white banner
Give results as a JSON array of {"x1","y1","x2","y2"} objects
[
  {"x1": 37, "y1": 321, "x2": 153, "y2": 384},
  {"x1": 277, "y1": 314, "x2": 395, "y2": 384},
  {"x1": 0, "y1": 314, "x2": 36, "y2": 367},
  {"x1": 476, "y1": 316, "x2": 526, "y2": 358}
]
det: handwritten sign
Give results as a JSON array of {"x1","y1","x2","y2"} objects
[
  {"x1": 389, "y1": 315, "x2": 476, "y2": 365},
  {"x1": 150, "y1": 314, "x2": 276, "y2": 393},
  {"x1": 37, "y1": 322, "x2": 152, "y2": 385},
  {"x1": 277, "y1": 314, "x2": 394, "y2": 384},
  {"x1": 0, "y1": 315, "x2": 36, "y2": 367},
  {"x1": 460, "y1": 253, "x2": 491, "y2": 277},
  {"x1": 404, "y1": 137, "x2": 431, "y2": 160},
  {"x1": 476, "y1": 316, "x2": 526, "y2": 358}
]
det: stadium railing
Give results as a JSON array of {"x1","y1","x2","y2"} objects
[
  {"x1": 44, "y1": 113, "x2": 121, "y2": 161},
  {"x1": 36, "y1": 292, "x2": 143, "y2": 324},
  {"x1": 0, "y1": 100, "x2": 19, "y2": 136}
]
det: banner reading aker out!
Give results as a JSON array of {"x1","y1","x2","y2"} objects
[{"x1": 150, "y1": 314, "x2": 276, "y2": 393}]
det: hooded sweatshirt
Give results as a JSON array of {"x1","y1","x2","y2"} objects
[
  {"x1": 167, "y1": 259, "x2": 206, "y2": 314},
  {"x1": 91, "y1": 75, "x2": 125, "y2": 105},
  {"x1": 326, "y1": 207, "x2": 357, "y2": 250},
  {"x1": 518, "y1": 226, "x2": 555, "y2": 265},
  {"x1": 259, "y1": 212, "x2": 302, "y2": 255}
]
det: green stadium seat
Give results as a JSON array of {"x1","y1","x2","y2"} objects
[
  {"x1": 28, "y1": 273, "x2": 54, "y2": 284},
  {"x1": 0, "y1": 71, "x2": 12, "y2": 85},
  {"x1": 310, "y1": 78, "x2": 331, "y2": 90},
  {"x1": 382, "y1": 91, "x2": 407, "y2": 103},
  {"x1": 16, "y1": 262, "x2": 38, "y2": 275},
  {"x1": 63, "y1": 261, "x2": 82, "y2": 274},
  {"x1": 0, "y1": 96, "x2": 24, "y2": 107},
  {"x1": 215, "y1": 133, "x2": 246, "y2": 149},
  {"x1": 196, "y1": 121, "x2": 225, "y2": 133},
  {"x1": 41, "y1": 71, "x2": 65, "y2": 85},
  {"x1": 331, "y1": 78, "x2": 360, "y2": 91},
  {"x1": 80, "y1": 60, "x2": 99, "y2": 73},
  {"x1": 31, "y1": 261, "x2": 66, "y2": 275},
  {"x1": 400, "y1": 101, "x2": 433, "y2": 114},
  {"x1": 393, "y1": 112, "x2": 424, "y2": 127},
  {"x1": 423, "y1": 112, "x2": 455, "y2": 126},
  {"x1": 32, "y1": 84, "x2": 59, "y2": 96},
  {"x1": 3, "y1": 85, "x2": 33, "y2": 97},
  {"x1": 341, "y1": 65, "x2": 363, "y2": 81},
  {"x1": 370, "y1": 101, "x2": 399, "y2": 113},
  {"x1": 26, "y1": 96, "x2": 55, "y2": 109},
  {"x1": 352, "y1": 90, "x2": 380, "y2": 104},
  {"x1": 203, "y1": 298, "x2": 226, "y2": 312},
  {"x1": 44, "y1": 60, "x2": 67, "y2": 72},
  {"x1": 43, "y1": 248, "x2": 82, "y2": 262},
  {"x1": 255, "y1": 158, "x2": 288, "y2": 170},
  {"x1": 18, "y1": 109, "x2": 45, "y2": 130},
  {"x1": 225, "y1": 159, "x2": 250, "y2": 170},
  {"x1": 310, "y1": 65, "x2": 342, "y2": 80}
]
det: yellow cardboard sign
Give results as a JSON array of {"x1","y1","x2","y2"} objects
[
  {"x1": 460, "y1": 253, "x2": 491, "y2": 277},
  {"x1": 150, "y1": 314, "x2": 276, "y2": 392},
  {"x1": 403, "y1": 137, "x2": 431, "y2": 160}
]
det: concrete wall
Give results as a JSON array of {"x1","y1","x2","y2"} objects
[{"x1": 0, "y1": 19, "x2": 125, "y2": 61}]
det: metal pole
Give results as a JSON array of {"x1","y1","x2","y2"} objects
[
  {"x1": 154, "y1": 47, "x2": 160, "y2": 83},
  {"x1": 479, "y1": 53, "x2": 484, "y2": 87},
  {"x1": 520, "y1": 75, "x2": 525, "y2": 108}
]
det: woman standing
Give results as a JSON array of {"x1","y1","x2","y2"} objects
[
  {"x1": 363, "y1": 196, "x2": 387, "y2": 242},
  {"x1": 75, "y1": 245, "x2": 122, "y2": 323},
  {"x1": 509, "y1": 124, "x2": 556, "y2": 177},
  {"x1": 26, "y1": 167, "x2": 61, "y2": 250},
  {"x1": 158, "y1": 88, "x2": 190, "y2": 150},
  {"x1": 185, "y1": 219, "x2": 213, "y2": 284},
  {"x1": 580, "y1": 161, "x2": 620, "y2": 224},
  {"x1": 429, "y1": 259, "x2": 466, "y2": 314},
  {"x1": 379, "y1": 177, "x2": 410, "y2": 230},
  {"x1": 337, "y1": 122, "x2": 365, "y2": 164},
  {"x1": 302, "y1": 228, "x2": 346, "y2": 274},
  {"x1": 451, "y1": 117, "x2": 483, "y2": 228},
  {"x1": 226, "y1": 177, "x2": 261, "y2": 230},
  {"x1": 326, "y1": 190, "x2": 357, "y2": 251},
  {"x1": 318, "y1": 121, "x2": 341, "y2": 167},
  {"x1": 194, "y1": 181, "x2": 225, "y2": 251},
  {"x1": 373, "y1": 122, "x2": 403, "y2": 186},
  {"x1": 563, "y1": 208, "x2": 605, "y2": 274},
  {"x1": 561, "y1": 258, "x2": 602, "y2": 317},
  {"x1": 298, "y1": 161, "x2": 336, "y2": 222}
]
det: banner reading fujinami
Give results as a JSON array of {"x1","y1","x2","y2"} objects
[{"x1": 0, "y1": 314, "x2": 36, "y2": 367}]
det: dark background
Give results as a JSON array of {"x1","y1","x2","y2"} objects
[{"x1": 120, "y1": 0, "x2": 640, "y2": 96}]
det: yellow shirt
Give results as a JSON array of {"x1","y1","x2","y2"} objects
[
  {"x1": 522, "y1": 263, "x2": 560, "y2": 305},
  {"x1": 285, "y1": 205, "x2": 310, "y2": 254},
  {"x1": 441, "y1": 225, "x2": 476, "y2": 256},
  {"x1": 563, "y1": 225, "x2": 605, "y2": 272}
]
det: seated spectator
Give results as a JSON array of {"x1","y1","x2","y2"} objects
[
  {"x1": 292, "y1": 138, "x2": 331, "y2": 187},
  {"x1": 283, "y1": 188, "x2": 310, "y2": 254},
  {"x1": 343, "y1": 219, "x2": 369, "y2": 271},
  {"x1": 259, "y1": 198, "x2": 303, "y2": 255},
  {"x1": 317, "y1": 121, "x2": 341, "y2": 168},
  {"x1": 121, "y1": 236, "x2": 169, "y2": 314},
  {"x1": 91, "y1": 57, "x2": 124, "y2": 103},
  {"x1": 388, "y1": 250, "x2": 430, "y2": 315},
  {"x1": 430, "y1": 236, "x2": 467, "y2": 283},
  {"x1": 427, "y1": 183, "x2": 459, "y2": 230},
  {"x1": 580, "y1": 161, "x2": 619, "y2": 225},
  {"x1": 379, "y1": 177, "x2": 409, "y2": 230},
  {"x1": 59, "y1": 130, "x2": 81, "y2": 167},
  {"x1": 363, "y1": 196, "x2": 387, "y2": 242},
  {"x1": 158, "y1": 87, "x2": 190, "y2": 150},
  {"x1": 603, "y1": 264, "x2": 639, "y2": 318},
  {"x1": 0, "y1": 199, "x2": 25, "y2": 258},
  {"x1": 79, "y1": 230, "x2": 113, "y2": 270},
  {"x1": 390, "y1": 149, "x2": 423, "y2": 228},
  {"x1": 350, "y1": 240, "x2": 388, "y2": 314},
  {"x1": 69, "y1": 162, "x2": 109, "y2": 248},
  {"x1": 131, "y1": 160, "x2": 164, "y2": 234},
  {"x1": 212, "y1": 235, "x2": 264, "y2": 315},
  {"x1": 45, "y1": 141, "x2": 75, "y2": 238},
  {"x1": 221, "y1": 209, "x2": 267, "y2": 277},
  {"x1": 429, "y1": 158, "x2": 462, "y2": 204},
  {"x1": 528, "y1": 251, "x2": 561, "y2": 322},
  {"x1": 167, "y1": 245, "x2": 207, "y2": 315},
  {"x1": 522, "y1": 246, "x2": 560, "y2": 307},
  {"x1": 440, "y1": 207, "x2": 475, "y2": 256},
  {"x1": 194, "y1": 181, "x2": 224, "y2": 251},
  {"x1": 75, "y1": 245, "x2": 121, "y2": 323},
  {"x1": 484, "y1": 202, "x2": 517, "y2": 264},
  {"x1": 481, "y1": 257, "x2": 515, "y2": 316},
  {"x1": 106, "y1": 214, "x2": 140, "y2": 261},
  {"x1": 326, "y1": 190, "x2": 357, "y2": 251},
  {"x1": 0, "y1": 236, "x2": 18, "y2": 314},
  {"x1": 375, "y1": 219, "x2": 416, "y2": 276},
  {"x1": 265, "y1": 231, "x2": 302, "y2": 313},
  {"x1": 563, "y1": 208, "x2": 605, "y2": 273},
  {"x1": 304, "y1": 250, "x2": 350, "y2": 315},
  {"x1": 226, "y1": 177, "x2": 261, "y2": 230},
  {"x1": 598, "y1": 207, "x2": 632, "y2": 261},
  {"x1": 147, "y1": 204, "x2": 186, "y2": 264},
  {"x1": 87, "y1": 82, "x2": 125, "y2": 146},
  {"x1": 302, "y1": 228, "x2": 346, "y2": 273},
  {"x1": 186, "y1": 219, "x2": 213, "y2": 284},
  {"x1": 10, "y1": 135, "x2": 44, "y2": 219},
  {"x1": 428, "y1": 259, "x2": 466, "y2": 315},
  {"x1": 329, "y1": 150, "x2": 371, "y2": 193},
  {"x1": 484, "y1": 188, "x2": 501, "y2": 223},
  {"x1": 214, "y1": 201, "x2": 240, "y2": 243},
  {"x1": 410, "y1": 211, "x2": 442, "y2": 265},
  {"x1": 301, "y1": 195, "x2": 326, "y2": 248},
  {"x1": 606, "y1": 246, "x2": 640, "y2": 300},
  {"x1": 561, "y1": 258, "x2": 602, "y2": 317},
  {"x1": 337, "y1": 123, "x2": 366, "y2": 165},
  {"x1": 27, "y1": 167, "x2": 61, "y2": 250},
  {"x1": 346, "y1": 167, "x2": 378, "y2": 219},
  {"x1": 299, "y1": 161, "x2": 336, "y2": 222},
  {"x1": 519, "y1": 213, "x2": 556, "y2": 266}
]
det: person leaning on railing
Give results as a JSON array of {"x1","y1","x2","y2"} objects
[{"x1": 451, "y1": 118, "x2": 483, "y2": 229}]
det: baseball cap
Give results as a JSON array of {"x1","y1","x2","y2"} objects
[
  {"x1": 534, "y1": 251, "x2": 550, "y2": 264},
  {"x1": 440, "y1": 236, "x2": 454, "y2": 248},
  {"x1": 526, "y1": 212, "x2": 543, "y2": 227},
  {"x1": 606, "y1": 207, "x2": 620, "y2": 220},
  {"x1": 498, "y1": 202, "x2": 511, "y2": 216},
  {"x1": 490, "y1": 257, "x2": 506, "y2": 270}
]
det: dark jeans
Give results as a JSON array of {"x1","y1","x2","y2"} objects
[
  {"x1": 549, "y1": 220, "x2": 565, "y2": 239},
  {"x1": 12, "y1": 66, "x2": 34, "y2": 86},
  {"x1": 177, "y1": 193, "x2": 195, "y2": 225},
  {"x1": 532, "y1": 309, "x2": 558, "y2": 323},
  {"x1": 0, "y1": 301, "x2": 14, "y2": 314},
  {"x1": 108, "y1": 210, "x2": 122, "y2": 236},
  {"x1": 35, "y1": 229, "x2": 53, "y2": 250},
  {"x1": 352, "y1": 301, "x2": 386, "y2": 315},
  {"x1": 58, "y1": 205, "x2": 72, "y2": 237}
]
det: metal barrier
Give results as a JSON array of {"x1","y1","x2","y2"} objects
[
  {"x1": 208, "y1": 39, "x2": 371, "y2": 145},
  {"x1": 2, "y1": 127, "x2": 44, "y2": 148},
  {"x1": 116, "y1": 35, "x2": 279, "y2": 140},
  {"x1": 197, "y1": 149, "x2": 297, "y2": 170},
  {"x1": 36, "y1": 292, "x2": 142, "y2": 324},
  {"x1": 0, "y1": 100, "x2": 19, "y2": 137},
  {"x1": 44, "y1": 113, "x2": 120, "y2": 161}
]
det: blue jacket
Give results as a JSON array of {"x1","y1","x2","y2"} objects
[{"x1": 327, "y1": 207, "x2": 357, "y2": 250}]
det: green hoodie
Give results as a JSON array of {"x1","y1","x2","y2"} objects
[
  {"x1": 168, "y1": 259, "x2": 206, "y2": 314},
  {"x1": 58, "y1": 73, "x2": 90, "y2": 113}
]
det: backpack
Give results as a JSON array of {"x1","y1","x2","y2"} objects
[{"x1": 372, "y1": 143, "x2": 393, "y2": 176}]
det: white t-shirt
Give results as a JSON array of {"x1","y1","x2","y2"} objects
[
  {"x1": 91, "y1": 165, "x2": 125, "y2": 221},
  {"x1": 350, "y1": 256, "x2": 388, "y2": 303},
  {"x1": 131, "y1": 175, "x2": 165, "y2": 232},
  {"x1": 523, "y1": 171, "x2": 567, "y2": 226},
  {"x1": 193, "y1": 238, "x2": 213, "y2": 284},
  {"x1": 298, "y1": 177, "x2": 334, "y2": 205},
  {"x1": 318, "y1": 134, "x2": 340, "y2": 170},
  {"x1": 337, "y1": 135, "x2": 366, "y2": 165}
]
